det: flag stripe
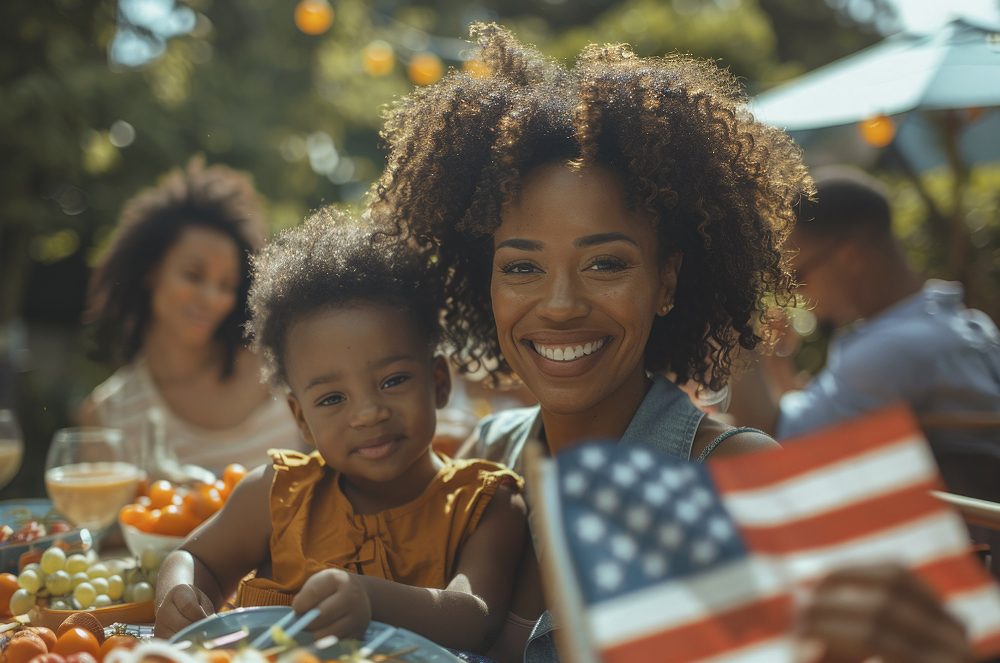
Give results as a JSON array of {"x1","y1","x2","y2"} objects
[
  {"x1": 915, "y1": 553, "x2": 998, "y2": 597},
  {"x1": 720, "y1": 441, "x2": 937, "y2": 527},
  {"x1": 601, "y1": 594, "x2": 792, "y2": 663},
  {"x1": 945, "y1": 584, "x2": 1000, "y2": 645},
  {"x1": 590, "y1": 558, "x2": 785, "y2": 646},
  {"x1": 736, "y1": 480, "x2": 943, "y2": 554},
  {"x1": 698, "y1": 637, "x2": 793, "y2": 663},
  {"x1": 710, "y1": 406, "x2": 922, "y2": 491}
]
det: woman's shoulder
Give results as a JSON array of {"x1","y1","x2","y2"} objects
[
  {"x1": 457, "y1": 406, "x2": 541, "y2": 473},
  {"x1": 692, "y1": 416, "x2": 780, "y2": 461}
]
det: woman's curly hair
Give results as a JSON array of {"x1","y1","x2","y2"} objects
[
  {"x1": 247, "y1": 207, "x2": 443, "y2": 389},
  {"x1": 87, "y1": 157, "x2": 266, "y2": 378},
  {"x1": 374, "y1": 23, "x2": 811, "y2": 391}
]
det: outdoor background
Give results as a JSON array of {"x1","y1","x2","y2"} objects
[{"x1": 2, "y1": 0, "x2": 999, "y2": 498}]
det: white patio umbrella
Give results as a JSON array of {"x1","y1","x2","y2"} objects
[{"x1": 749, "y1": 17, "x2": 1000, "y2": 171}]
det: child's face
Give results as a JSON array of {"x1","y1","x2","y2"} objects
[{"x1": 283, "y1": 304, "x2": 450, "y2": 487}]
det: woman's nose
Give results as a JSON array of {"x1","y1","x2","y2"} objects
[{"x1": 535, "y1": 270, "x2": 589, "y2": 322}]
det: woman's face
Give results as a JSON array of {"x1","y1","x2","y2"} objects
[
  {"x1": 491, "y1": 162, "x2": 679, "y2": 415},
  {"x1": 148, "y1": 225, "x2": 241, "y2": 347}
]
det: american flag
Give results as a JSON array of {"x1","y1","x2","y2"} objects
[{"x1": 527, "y1": 406, "x2": 1000, "y2": 662}]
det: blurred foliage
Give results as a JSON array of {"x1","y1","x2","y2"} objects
[{"x1": 0, "y1": 0, "x2": 995, "y2": 496}]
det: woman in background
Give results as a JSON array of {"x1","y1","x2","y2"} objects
[{"x1": 78, "y1": 157, "x2": 301, "y2": 475}]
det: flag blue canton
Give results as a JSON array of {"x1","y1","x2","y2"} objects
[{"x1": 557, "y1": 443, "x2": 748, "y2": 604}]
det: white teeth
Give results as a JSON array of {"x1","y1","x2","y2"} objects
[{"x1": 531, "y1": 338, "x2": 607, "y2": 362}]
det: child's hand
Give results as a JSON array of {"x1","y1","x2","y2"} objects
[
  {"x1": 292, "y1": 568, "x2": 371, "y2": 640},
  {"x1": 154, "y1": 584, "x2": 215, "y2": 638}
]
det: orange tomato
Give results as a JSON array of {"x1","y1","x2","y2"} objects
[
  {"x1": 118, "y1": 504, "x2": 149, "y2": 529},
  {"x1": 0, "y1": 571, "x2": 19, "y2": 617},
  {"x1": 53, "y1": 628, "x2": 100, "y2": 659},
  {"x1": 57, "y1": 613, "x2": 104, "y2": 643},
  {"x1": 153, "y1": 505, "x2": 198, "y2": 537},
  {"x1": 222, "y1": 464, "x2": 247, "y2": 492},
  {"x1": 147, "y1": 480, "x2": 177, "y2": 509},
  {"x1": 98, "y1": 635, "x2": 138, "y2": 662},
  {"x1": 213, "y1": 479, "x2": 230, "y2": 501},
  {"x1": 5, "y1": 633, "x2": 48, "y2": 663},
  {"x1": 26, "y1": 627, "x2": 57, "y2": 651},
  {"x1": 27, "y1": 654, "x2": 66, "y2": 663},
  {"x1": 190, "y1": 485, "x2": 224, "y2": 521}
]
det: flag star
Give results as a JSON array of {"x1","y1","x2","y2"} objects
[
  {"x1": 676, "y1": 499, "x2": 700, "y2": 523},
  {"x1": 577, "y1": 514, "x2": 606, "y2": 542},
  {"x1": 563, "y1": 471, "x2": 588, "y2": 496},
  {"x1": 692, "y1": 487, "x2": 714, "y2": 508},
  {"x1": 708, "y1": 516, "x2": 734, "y2": 541},
  {"x1": 610, "y1": 534, "x2": 638, "y2": 561},
  {"x1": 644, "y1": 483, "x2": 669, "y2": 505},
  {"x1": 661, "y1": 468, "x2": 685, "y2": 489},
  {"x1": 625, "y1": 505, "x2": 652, "y2": 532},
  {"x1": 594, "y1": 560, "x2": 624, "y2": 591},
  {"x1": 642, "y1": 553, "x2": 668, "y2": 578},
  {"x1": 630, "y1": 448, "x2": 654, "y2": 470},
  {"x1": 612, "y1": 464, "x2": 638, "y2": 487},
  {"x1": 658, "y1": 523, "x2": 684, "y2": 549},
  {"x1": 691, "y1": 539, "x2": 718, "y2": 565},
  {"x1": 581, "y1": 447, "x2": 606, "y2": 469},
  {"x1": 595, "y1": 487, "x2": 620, "y2": 513}
]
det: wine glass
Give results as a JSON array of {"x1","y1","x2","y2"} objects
[
  {"x1": 0, "y1": 409, "x2": 23, "y2": 490},
  {"x1": 44, "y1": 427, "x2": 141, "y2": 531}
]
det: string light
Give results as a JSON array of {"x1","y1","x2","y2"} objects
[
  {"x1": 362, "y1": 40, "x2": 395, "y2": 77},
  {"x1": 408, "y1": 52, "x2": 443, "y2": 86},
  {"x1": 858, "y1": 114, "x2": 895, "y2": 148},
  {"x1": 294, "y1": 0, "x2": 334, "y2": 36}
]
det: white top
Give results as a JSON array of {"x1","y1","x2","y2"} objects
[{"x1": 90, "y1": 357, "x2": 303, "y2": 474}]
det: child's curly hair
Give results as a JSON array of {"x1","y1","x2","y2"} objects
[
  {"x1": 247, "y1": 207, "x2": 443, "y2": 389},
  {"x1": 88, "y1": 156, "x2": 266, "y2": 378},
  {"x1": 374, "y1": 23, "x2": 811, "y2": 391}
]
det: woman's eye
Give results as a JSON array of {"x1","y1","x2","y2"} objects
[
  {"x1": 500, "y1": 261, "x2": 540, "y2": 275},
  {"x1": 318, "y1": 393, "x2": 345, "y2": 407},
  {"x1": 382, "y1": 374, "x2": 411, "y2": 389},
  {"x1": 586, "y1": 257, "x2": 628, "y2": 272}
]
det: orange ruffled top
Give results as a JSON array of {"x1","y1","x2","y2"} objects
[{"x1": 238, "y1": 449, "x2": 521, "y2": 607}]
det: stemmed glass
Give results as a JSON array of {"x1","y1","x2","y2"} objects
[
  {"x1": 0, "y1": 409, "x2": 23, "y2": 490},
  {"x1": 44, "y1": 427, "x2": 141, "y2": 532}
]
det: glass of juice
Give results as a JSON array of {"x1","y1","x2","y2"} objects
[
  {"x1": 44, "y1": 427, "x2": 141, "y2": 531},
  {"x1": 0, "y1": 410, "x2": 23, "y2": 490}
]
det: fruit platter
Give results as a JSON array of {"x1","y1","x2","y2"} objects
[{"x1": 0, "y1": 500, "x2": 91, "y2": 575}]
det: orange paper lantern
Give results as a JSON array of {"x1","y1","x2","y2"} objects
[
  {"x1": 858, "y1": 114, "x2": 896, "y2": 148},
  {"x1": 362, "y1": 40, "x2": 395, "y2": 77},
  {"x1": 294, "y1": 0, "x2": 334, "y2": 36},
  {"x1": 408, "y1": 52, "x2": 443, "y2": 86}
]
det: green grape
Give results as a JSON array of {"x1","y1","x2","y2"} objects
[
  {"x1": 9, "y1": 588, "x2": 35, "y2": 615},
  {"x1": 86, "y1": 563, "x2": 109, "y2": 579},
  {"x1": 66, "y1": 554, "x2": 89, "y2": 575},
  {"x1": 122, "y1": 584, "x2": 135, "y2": 603},
  {"x1": 140, "y1": 549, "x2": 163, "y2": 573},
  {"x1": 74, "y1": 581, "x2": 96, "y2": 609},
  {"x1": 17, "y1": 569, "x2": 42, "y2": 594},
  {"x1": 94, "y1": 594, "x2": 112, "y2": 607},
  {"x1": 49, "y1": 598, "x2": 70, "y2": 611},
  {"x1": 90, "y1": 577, "x2": 109, "y2": 597},
  {"x1": 40, "y1": 547, "x2": 67, "y2": 574},
  {"x1": 131, "y1": 581, "x2": 153, "y2": 603},
  {"x1": 106, "y1": 575, "x2": 124, "y2": 601},
  {"x1": 71, "y1": 572, "x2": 90, "y2": 588},
  {"x1": 45, "y1": 569, "x2": 72, "y2": 596}
]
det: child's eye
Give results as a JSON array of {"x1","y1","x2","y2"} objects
[
  {"x1": 586, "y1": 256, "x2": 629, "y2": 272},
  {"x1": 317, "y1": 393, "x2": 345, "y2": 407},
  {"x1": 499, "y1": 261, "x2": 541, "y2": 275},
  {"x1": 382, "y1": 374, "x2": 411, "y2": 389}
]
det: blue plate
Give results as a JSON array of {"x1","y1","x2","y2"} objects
[
  {"x1": 0, "y1": 499, "x2": 92, "y2": 573},
  {"x1": 169, "y1": 606, "x2": 462, "y2": 662}
]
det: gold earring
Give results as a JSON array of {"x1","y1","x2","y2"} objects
[{"x1": 658, "y1": 302, "x2": 673, "y2": 316}]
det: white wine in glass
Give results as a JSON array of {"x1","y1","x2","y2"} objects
[{"x1": 44, "y1": 427, "x2": 141, "y2": 531}]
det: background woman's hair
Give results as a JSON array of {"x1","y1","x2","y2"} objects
[
  {"x1": 374, "y1": 23, "x2": 812, "y2": 391},
  {"x1": 246, "y1": 207, "x2": 444, "y2": 389},
  {"x1": 87, "y1": 156, "x2": 267, "y2": 378}
]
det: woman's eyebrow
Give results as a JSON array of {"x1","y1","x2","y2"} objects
[
  {"x1": 495, "y1": 238, "x2": 543, "y2": 251},
  {"x1": 573, "y1": 232, "x2": 638, "y2": 248}
]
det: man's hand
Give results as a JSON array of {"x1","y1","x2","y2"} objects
[{"x1": 292, "y1": 568, "x2": 372, "y2": 640}]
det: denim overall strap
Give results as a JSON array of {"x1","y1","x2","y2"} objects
[{"x1": 620, "y1": 375, "x2": 705, "y2": 461}]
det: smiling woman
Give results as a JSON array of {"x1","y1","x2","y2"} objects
[{"x1": 76, "y1": 157, "x2": 302, "y2": 474}]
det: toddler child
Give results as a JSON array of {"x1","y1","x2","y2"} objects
[{"x1": 154, "y1": 208, "x2": 527, "y2": 655}]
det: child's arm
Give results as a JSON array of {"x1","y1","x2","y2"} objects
[
  {"x1": 293, "y1": 484, "x2": 527, "y2": 652},
  {"x1": 154, "y1": 463, "x2": 274, "y2": 637}
]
